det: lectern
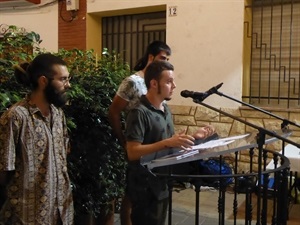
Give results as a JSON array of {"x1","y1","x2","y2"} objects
[{"x1": 142, "y1": 130, "x2": 292, "y2": 225}]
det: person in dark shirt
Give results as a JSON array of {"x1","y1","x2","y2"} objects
[{"x1": 125, "y1": 60, "x2": 215, "y2": 225}]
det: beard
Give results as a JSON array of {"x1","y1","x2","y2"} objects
[{"x1": 44, "y1": 83, "x2": 68, "y2": 108}]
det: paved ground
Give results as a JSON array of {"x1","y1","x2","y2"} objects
[
  {"x1": 113, "y1": 185, "x2": 245, "y2": 225},
  {"x1": 114, "y1": 184, "x2": 300, "y2": 225},
  {"x1": 114, "y1": 208, "x2": 213, "y2": 225}
]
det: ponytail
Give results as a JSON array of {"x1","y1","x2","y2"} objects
[{"x1": 13, "y1": 63, "x2": 31, "y2": 88}]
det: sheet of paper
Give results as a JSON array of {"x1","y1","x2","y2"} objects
[
  {"x1": 151, "y1": 133, "x2": 250, "y2": 162},
  {"x1": 175, "y1": 149, "x2": 199, "y2": 160},
  {"x1": 216, "y1": 133, "x2": 250, "y2": 142},
  {"x1": 192, "y1": 133, "x2": 249, "y2": 150},
  {"x1": 192, "y1": 139, "x2": 235, "y2": 150}
]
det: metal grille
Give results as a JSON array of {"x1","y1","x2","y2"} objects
[
  {"x1": 244, "y1": 0, "x2": 300, "y2": 108},
  {"x1": 102, "y1": 11, "x2": 166, "y2": 70}
]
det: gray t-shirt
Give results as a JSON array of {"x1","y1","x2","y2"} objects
[
  {"x1": 125, "y1": 95, "x2": 174, "y2": 162},
  {"x1": 125, "y1": 95, "x2": 174, "y2": 201}
]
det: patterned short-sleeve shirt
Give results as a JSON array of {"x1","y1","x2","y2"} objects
[
  {"x1": 116, "y1": 72, "x2": 147, "y2": 113},
  {"x1": 0, "y1": 99, "x2": 74, "y2": 225}
]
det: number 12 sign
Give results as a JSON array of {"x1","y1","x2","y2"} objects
[{"x1": 169, "y1": 6, "x2": 177, "y2": 17}]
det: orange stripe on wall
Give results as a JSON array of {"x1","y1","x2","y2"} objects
[{"x1": 58, "y1": 0, "x2": 87, "y2": 50}]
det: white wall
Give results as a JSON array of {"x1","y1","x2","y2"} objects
[
  {"x1": 168, "y1": 1, "x2": 244, "y2": 108},
  {"x1": 88, "y1": 0, "x2": 244, "y2": 107},
  {"x1": 0, "y1": 0, "x2": 245, "y2": 108},
  {"x1": 0, "y1": 0, "x2": 59, "y2": 52}
]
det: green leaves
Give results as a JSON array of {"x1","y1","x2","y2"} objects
[
  {"x1": 1, "y1": 25, "x2": 131, "y2": 217},
  {"x1": 58, "y1": 49, "x2": 130, "y2": 217},
  {"x1": 0, "y1": 25, "x2": 41, "y2": 113}
]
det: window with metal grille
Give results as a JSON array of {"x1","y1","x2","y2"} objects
[
  {"x1": 102, "y1": 11, "x2": 166, "y2": 70},
  {"x1": 244, "y1": 0, "x2": 300, "y2": 108}
]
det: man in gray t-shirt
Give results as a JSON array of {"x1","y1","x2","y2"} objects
[{"x1": 125, "y1": 61, "x2": 215, "y2": 225}]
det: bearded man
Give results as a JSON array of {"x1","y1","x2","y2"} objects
[{"x1": 0, "y1": 53, "x2": 74, "y2": 225}]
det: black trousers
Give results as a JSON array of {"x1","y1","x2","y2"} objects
[
  {"x1": 127, "y1": 164, "x2": 169, "y2": 225},
  {"x1": 131, "y1": 196, "x2": 168, "y2": 225}
]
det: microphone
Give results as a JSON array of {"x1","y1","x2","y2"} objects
[{"x1": 180, "y1": 82, "x2": 223, "y2": 101}]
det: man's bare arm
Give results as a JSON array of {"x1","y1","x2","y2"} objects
[
  {"x1": 108, "y1": 95, "x2": 129, "y2": 148},
  {"x1": 126, "y1": 133, "x2": 195, "y2": 161}
]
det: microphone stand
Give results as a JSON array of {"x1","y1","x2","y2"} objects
[
  {"x1": 193, "y1": 99, "x2": 300, "y2": 149},
  {"x1": 214, "y1": 90, "x2": 300, "y2": 157},
  {"x1": 192, "y1": 98, "x2": 299, "y2": 225},
  {"x1": 210, "y1": 91, "x2": 300, "y2": 212},
  {"x1": 214, "y1": 90, "x2": 300, "y2": 132}
]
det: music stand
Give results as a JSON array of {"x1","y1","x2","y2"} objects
[{"x1": 144, "y1": 130, "x2": 292, "y2": 225}]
